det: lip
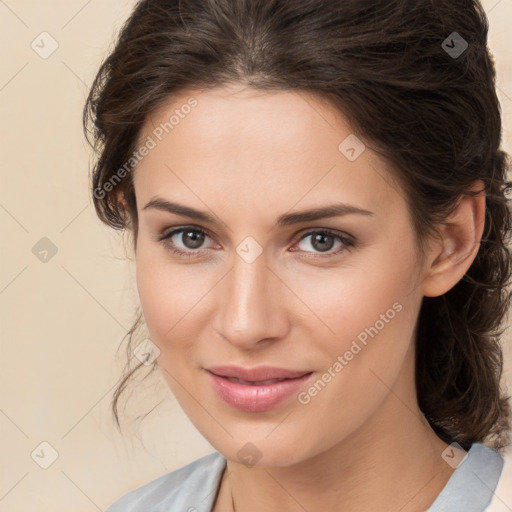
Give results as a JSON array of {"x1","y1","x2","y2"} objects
[{"x1": 205, "y1": 366, "x2": 314, "y2": 412}]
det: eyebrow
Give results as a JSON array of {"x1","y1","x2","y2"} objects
[{"x1": 142, "y1": 198, "x2": 374, "y2": 227}]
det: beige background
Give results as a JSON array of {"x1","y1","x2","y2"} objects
[{"x1": 0, "y1": 1, "x2": 511, "y2": 510}]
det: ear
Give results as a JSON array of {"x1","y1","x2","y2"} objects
[
  {"x1": 116, "y1": 190, "x2": 134, "y2": 226},
  {"x1": 116, "y1": 190, "x2": 138, "y2": 253},
  {"x1": 420, "y1": 180, "x2": 486, "y2": 298},
  {"x1": 116, "y1": 190, "x2": 129, "y2": 211}
]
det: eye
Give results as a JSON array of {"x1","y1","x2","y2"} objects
[
  {"x1": 156, "y1": 226, "x2": 354, "y2": 259},
  {"x1": 290, "y1": 229, "x2": 354, "y2": 257},
  {"x1": 157, "y1": 226, "x2": 217, "y2": 257}
]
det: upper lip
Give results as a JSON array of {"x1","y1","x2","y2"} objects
[{"x1": 206, "y1": 365, "x2": 312, "y2": 382}]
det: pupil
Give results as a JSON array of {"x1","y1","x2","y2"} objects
[
  {"x1": 313, "y1": 233, "x2": 334, "y2": 252},
  {"x1": 183, "y1": 231, "x2": 204, "y2": 249}
]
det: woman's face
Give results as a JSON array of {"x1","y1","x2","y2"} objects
[{"x1": 132, "y1": 84, "x2": 429, "y2": 467}]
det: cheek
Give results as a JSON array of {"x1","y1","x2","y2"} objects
[
  {"x1": 284, "y1": 241, "x2": 419, "y2": 344},
  {"x1": 284, "y1": 265, "x2": 419, "y2": 455},
  {"x1": 135, "y1": 242, "x2": 205, "y2": 349},
  {"x1": 284, "y1": 242, "x2": 421, "y2": 403}
]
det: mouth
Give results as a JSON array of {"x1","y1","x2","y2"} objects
[
  {"x1": 206, "y1": 365, "x2": 312, "y2": 382},
  {"x1": 205, "y1": 366, "x2": 314, "y2": 412},
  {"x1": 221, "y1": 376, "x2": 295, "y2": 386}
]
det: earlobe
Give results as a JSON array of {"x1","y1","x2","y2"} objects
[{"x1": 421, "y1": 180, "x2": 486, "y2": 298}]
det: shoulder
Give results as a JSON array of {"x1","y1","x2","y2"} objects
[
  {"x1": 105, "y1": 451, "x2": 227, "y2": 512},
  {"x1": 486, "y1": 445, "x2": 512, "y2": 511}
]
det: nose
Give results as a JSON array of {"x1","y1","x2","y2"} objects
[{"x1": 213, "y1": 249, "x2": 290, "y2": 349}]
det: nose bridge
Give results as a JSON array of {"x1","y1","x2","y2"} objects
[{"x1": 215, "y1": 248, "x2": 287, "y2": 347}]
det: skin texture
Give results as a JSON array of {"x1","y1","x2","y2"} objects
[{"x1": 130, "y1": 83, "x2": 486, "y2": 512}]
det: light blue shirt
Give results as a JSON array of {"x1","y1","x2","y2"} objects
[{"x1": 105, "y1": 443, "x2": 503, "y2": 511}]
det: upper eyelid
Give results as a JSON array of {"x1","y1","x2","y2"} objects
[{"x1": 159, "y1": 225, "x2": 212, "y2": 242}]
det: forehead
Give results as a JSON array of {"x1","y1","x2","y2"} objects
[
  {"x1": 133, "y1": 85, "x2": 403, "y2": 220},
  {"x1": 139, "y1": 84, "x2": 345, "y2": 155}
]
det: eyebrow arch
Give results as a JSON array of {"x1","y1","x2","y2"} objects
[{"x1": 142, "y1": 198, "x2": 374, "y2": 227}]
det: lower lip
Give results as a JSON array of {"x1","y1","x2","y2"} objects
[{"x1": 206, "y1": 371, "x2": 314, "y2": 412}]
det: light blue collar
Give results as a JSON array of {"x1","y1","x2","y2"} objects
[{"x1": 427, "y1": 443, "x2": 503, "y2": 511}]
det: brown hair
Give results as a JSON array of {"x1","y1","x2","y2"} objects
[{"x1": 83, "y1": 0, "x2": 512, "y2": 451}]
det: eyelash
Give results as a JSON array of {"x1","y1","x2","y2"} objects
[{"x1": 156, "y1": 225, "x2": 355, "y2": 260}]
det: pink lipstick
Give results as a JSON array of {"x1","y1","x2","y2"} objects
[{"x1": 206, "y1": 365, "x2": 314, "y2": 412}]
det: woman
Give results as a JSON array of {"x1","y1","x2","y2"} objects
[{"x1": 84, "y1": 0, "x2": 512, "y2": 510}]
